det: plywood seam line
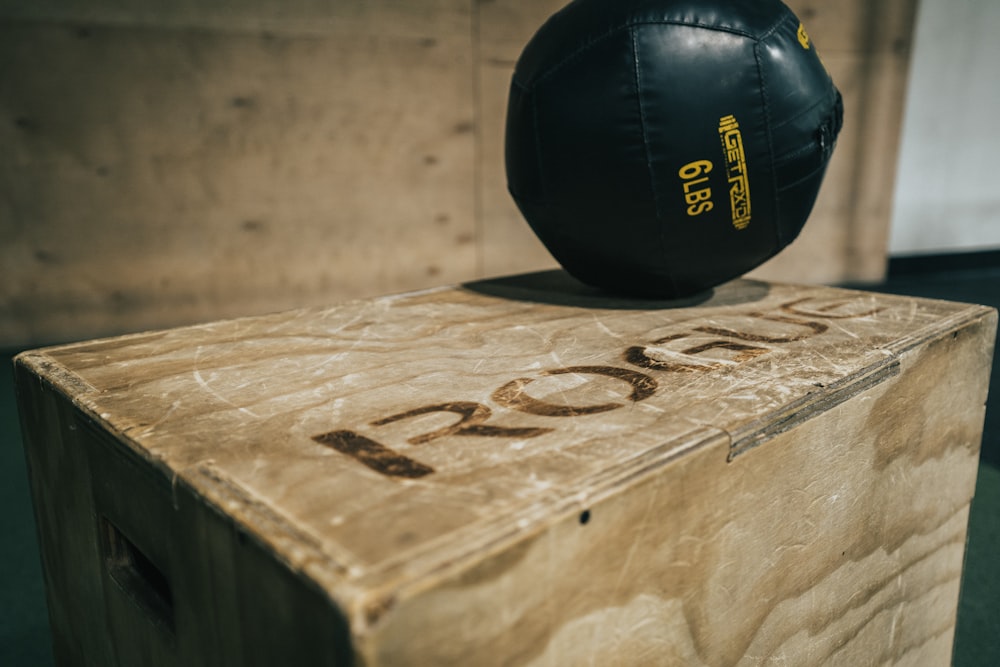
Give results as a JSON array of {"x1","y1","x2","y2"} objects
[
  {"x1": 354, "y1": 426, "x2": 729, "y2": 597},
  {"x1": 728, "y1": 356, "x2": 901, "y2": 460}
]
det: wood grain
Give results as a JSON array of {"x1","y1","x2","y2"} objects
[
  {"x1": 15, "y1": 278, "x2": 996, "y2": 664},
  {"x1": 1, "y1": 0, "x2": 917, "y2": 346},
  {"x1": 0, "y1": 7, "x2": 476, "y2": 344}
]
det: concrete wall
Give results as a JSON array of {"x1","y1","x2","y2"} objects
[
  {"x1": 0, "y1": 0, "x2": 918, "y2": 346},
  {"x1": 889, "y1": 0, "x2": 1000, "y2": 256}
]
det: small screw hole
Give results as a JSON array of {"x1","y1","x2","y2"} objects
[{"x1": 579, "y1": 510, "x2": 591, "y2": 525}]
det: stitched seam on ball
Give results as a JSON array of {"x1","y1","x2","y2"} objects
[
  {"x1": 510, "y1": 76, "x2": 531, "y2": 93},
  {"x1": 530, "y1": 87, "x2": 547, "y2": 208},
  {"x1": 758, "y1": 8, "x2": 796, "y2": 43},
  {"x1": 754, "y1": 40, "x2": 782, "y2": 248},
  {"x1": 775, "y1": 162, "x2": 827, "y2": 192},
  {"x1": 770, "y1": 93, "x2": 833, "y2": 132},
  {"x1": 775, "y1": 141, "x2": 818, "y2": 163},
  {"x1": 532, "y1": 20, "x2": 759, "y2": 87},
  {"x1": 630, "y1": 27, "x2": 663, "y2": 226},
  {"x1": 631, "y1": 26, "x2": 677, "y2": 295},
  {"x1": 754, "y1": 0, "x2": 799, "y2": 231}
]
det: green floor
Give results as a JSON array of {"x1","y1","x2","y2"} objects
[
  {"x1": 2, "y1": 264, "x2": 998, "y2": 665},
  {"x1": 2, "y1": 348, "x2": 54, "y2": 665},
  {"x1": 857, "y1": 261, "x2": 1000, "y2": 665}
]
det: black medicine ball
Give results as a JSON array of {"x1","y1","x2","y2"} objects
[{"x1": 505, "y1": 0, "x2": 843, "y2": 298}]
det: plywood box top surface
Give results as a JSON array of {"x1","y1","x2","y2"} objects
[{"x1": 16, "y1": 274, "x2": 995, "y2": 623}]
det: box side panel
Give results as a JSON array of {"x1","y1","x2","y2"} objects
[
  {"x1": 366, "y1": 313, "x2": 994, "y2": 665},
  {"x1": 177, "y1": 486, "x2": 356, "y2": 667},
  {"x1": 15, "y1": 360, "x2": 116, "y2": 665},
  {"x1": 16, "y1": 357, "x2": 354, "y2": 666}
]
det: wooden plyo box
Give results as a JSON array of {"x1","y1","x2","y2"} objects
[{"x1": 15, "y1": 276, "x2": 996, "y2": 666}]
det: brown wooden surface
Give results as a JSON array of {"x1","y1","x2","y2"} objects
[
  {"x1": 15, "y1": 277, "x2": 996, "y2": 664},
  {"x1": 1, "y1": 0, "x2": 916, "y2": 347},
  {"x1": 0, "y1": 3, "x2": 478, "y2": 344}
]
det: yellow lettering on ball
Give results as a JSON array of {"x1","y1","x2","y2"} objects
[
  {"x1": 678, "y1": 160, "x2": 714, "y2": 217},
  {"x1": 798, "y1": 23, "x2": 811, "y2": 50}
]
